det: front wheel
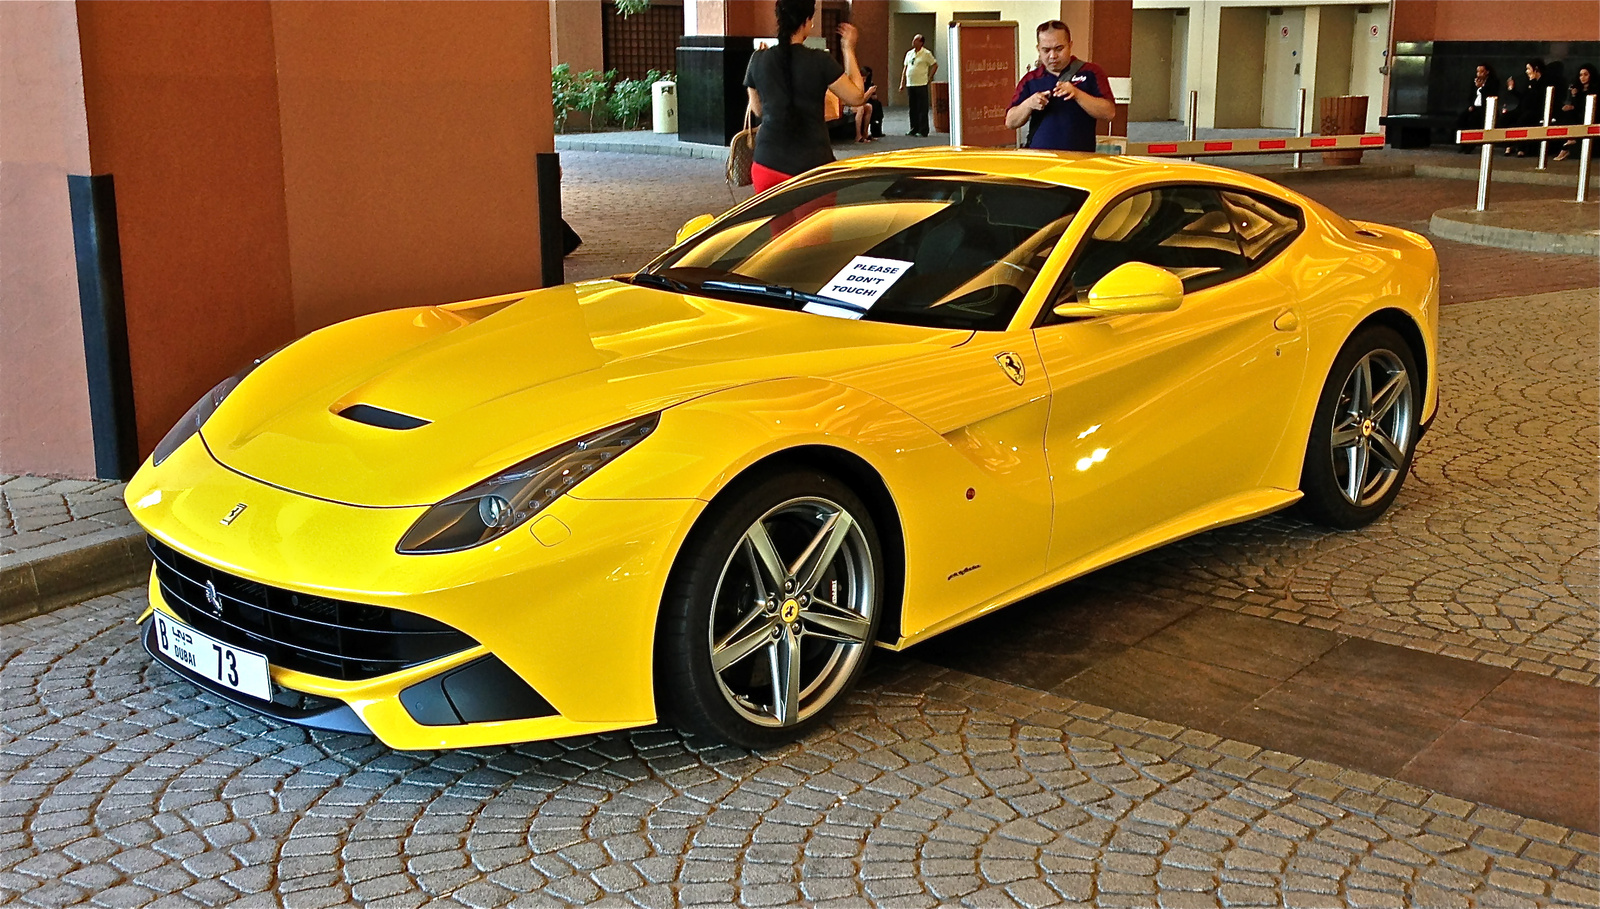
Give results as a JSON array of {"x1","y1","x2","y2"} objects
[
  {"x1": 655, "y1": 469, "x2": 883, "y2": 749},
  {"x1": 1297, "y1": 325, "x2": 1421, "y2": 529}
]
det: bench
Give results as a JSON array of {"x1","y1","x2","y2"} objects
[{"x1": 1379, "y1": 114, "x2": 1457, "y2": 148}]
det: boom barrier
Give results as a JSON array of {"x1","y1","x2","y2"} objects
[{"x1": 1123, "y1": 133, "x2": 1385, "y2": 157}]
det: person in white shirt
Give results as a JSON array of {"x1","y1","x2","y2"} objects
[{"x1": 899, "y1": 35, "x2": 938, "y2": 137}]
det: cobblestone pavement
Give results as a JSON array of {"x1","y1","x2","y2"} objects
[
  {"x1": 1062, "y1": 288, "x2": 1599, "y2": 684},
  {"x1": 0, "y1": 476, "x2": 135, "y2": 558},
  {"x1": 2, "y1": 594, "x2": 1597, "y2": 908}
]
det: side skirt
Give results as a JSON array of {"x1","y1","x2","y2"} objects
[{"x1": 878, "y1": 487, "x2": 1303, "y2": 651}]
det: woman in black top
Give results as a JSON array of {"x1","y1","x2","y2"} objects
[
  {"x1": 744, "y1": 0, "x2": 868, "y2": 193},
  {"x1": 1507, "y1": 60, "x2": 1548, "y2": 156},
  {"x1": 855, "y1": 66, "x2": 884, "y2": 142},
  {"x1": 1555, "y1": 64, "x2": 1596, "y2": 161}
]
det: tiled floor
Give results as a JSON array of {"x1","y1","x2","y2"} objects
[{"x1": 914, "y1": 595, "x2": 1599, "y2": 833}]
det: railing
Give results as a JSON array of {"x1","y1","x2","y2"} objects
[
  {"x1": 1167, "y1": 87, "x2": 1339, "y2": 169},
  {"x1": 1111, "y1": 133, "x2": 1385, "y2": 157},
  {"x1": 1455, "y1": 94, "x2": 1598, "y2": 208}
]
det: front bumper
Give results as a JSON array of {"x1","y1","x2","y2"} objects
[
  {"x1": 140, "y1": 614, "x2": 371, "y2": 734},
  {"x1": 127, "y1": 436, "x2": 705, "y2": 750}
]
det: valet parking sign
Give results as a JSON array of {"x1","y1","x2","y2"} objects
[{"x1": 806, "y1": 256, "x2": 913, "y2": 319}]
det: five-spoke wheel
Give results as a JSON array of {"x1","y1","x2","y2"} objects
[
  {"x1": 1299, "y1": 325, "x2": 1421, "y2": 528},
  {"x1": 656, "y1": 469, "x2": 882, "y2": 748}
]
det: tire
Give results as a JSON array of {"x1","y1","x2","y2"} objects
[
  {"x1": 655, "y1": 468, "x2": 883, "y2": 749},
  {"x1": 1297, "y1": 325, "x2": 1421, "y2": 529}
]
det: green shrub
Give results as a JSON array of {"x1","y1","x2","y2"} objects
[
  {"x1": 554, "y1": 66, "x2": 672, "y2": 132},
  {"x1": 607, "y1": 69, "x2": 667, "y2": 131},
  {"x1": 552, "y1": 65, "x2": 617, "y2": 132}
]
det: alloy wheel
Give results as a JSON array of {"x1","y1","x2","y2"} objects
[
  {"x1": 1329, "y1": 348, "x2": 1415, "y2": 508},
  {"x1": 706, "y1": 496, "x2": 876, "y2": 728}
]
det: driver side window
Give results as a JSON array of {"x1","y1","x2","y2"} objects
[{"x1": 1047, "y1": 186, "x2": 1250, "y2": 318}]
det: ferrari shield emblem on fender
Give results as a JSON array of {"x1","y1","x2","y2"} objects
[{"x1": 995, "y1": 351, "x2": 1025, "y2": 386}]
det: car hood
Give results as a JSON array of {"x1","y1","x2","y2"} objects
[{"x1": 202, "y1": 280, "x2": 968, "y2": 507}]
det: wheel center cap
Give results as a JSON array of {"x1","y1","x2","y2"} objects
[
  {"x1": 1361, "y1": 418, "x2": 1375, "y2": 437},
  {"x1": 780, "y1": 598, "x2": 801, "y2": 624}
]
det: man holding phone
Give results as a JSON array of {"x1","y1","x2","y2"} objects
[{"x1": 1004, "y1": 20, "x2": 1114, "y2": 151}]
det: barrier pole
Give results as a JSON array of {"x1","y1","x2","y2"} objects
[
  {"x1": 1537, "y1": 85, "x2": 1555, "y2": 170},
  {"x1": 1477, "y1": 99, "x2": 1496, "y2": 211},
  {"x1": 1579, "y1": 95, "x2": 1596, "y2": 203},
  {"x1": 1294, "y1": 88, "x2": 1307, "y2": 169},
  {"x1": 1187, "y1": 90, "x2": 1198, "y2": 161}
]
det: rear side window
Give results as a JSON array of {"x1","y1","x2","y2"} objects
[
  {"x1": 1063, "y1": 185, "x2": 1251, "y2": 297},
  {"x1": 1220, "y1": 191, "x2": 1304, "y2": 263}
]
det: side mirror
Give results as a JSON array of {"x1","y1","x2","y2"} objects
[
  {"x1": 1052, "y1": 262, "x2": 1184, "y2": 318},
  {"x1": 675, "y1": 213, "x2": 716, "y2": 245}
]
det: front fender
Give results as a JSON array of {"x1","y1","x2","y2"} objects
[{"x1": 571, "y1": 377, "x2": 1054, "y2": 641}]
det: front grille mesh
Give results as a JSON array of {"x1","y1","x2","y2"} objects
[{"x1": 148, "y1": 537, "x2": 476, "y2": 681}]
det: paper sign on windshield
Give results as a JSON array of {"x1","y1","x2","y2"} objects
[{"x1": 804, "y1": 256, "x2": 913, "y2": 320}]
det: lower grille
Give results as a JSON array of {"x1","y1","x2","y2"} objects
[{"x1": 148, "y1": 537, "x2": 477, "y2": 681}]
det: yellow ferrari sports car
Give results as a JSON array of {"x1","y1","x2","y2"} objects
[{"x1": 126, "y1": 150, "x2": 1438, "y2": 750}]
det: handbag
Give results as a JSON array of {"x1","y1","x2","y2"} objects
[{"x1": 727, "y1": 108, "x2": 757, "y2": 188}]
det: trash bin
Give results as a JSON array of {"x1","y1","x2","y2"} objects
[
  {"x1": 1319, "y1": 95, "x2": 1369, "y2": 165},
  {"x1": 652, "y1": 80, "x2": 677, "y2": 134}
]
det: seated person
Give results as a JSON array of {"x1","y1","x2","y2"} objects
[
  {"x1": 856, "y1": 66, "x2": 884, "y2": 142},
  {"x1": 1455, "y1": 63, "x2": 1494, "y2": 149}
]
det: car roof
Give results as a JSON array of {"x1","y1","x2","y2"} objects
[{"x1": 826, "y1": 147, "x2": 1292, "y2": 199}]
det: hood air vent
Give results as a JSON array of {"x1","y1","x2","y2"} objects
[{"x1": 338, "y1": 404, "x2": 430, "y2": 430}]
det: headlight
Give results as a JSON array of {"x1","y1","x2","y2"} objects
[
  {"x1": 151, "y1": 347, "x2": 283, "y2": 466},
  {"x1": 397, "y1": 414, "x2": 660, "y2": 554}
]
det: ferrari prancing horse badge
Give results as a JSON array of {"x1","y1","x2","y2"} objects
[{"x1": 995, "y1": 351, "x2": 1025, "y2": 386}]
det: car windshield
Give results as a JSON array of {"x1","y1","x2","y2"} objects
[{"x1": 643, "y1": 169, "x2": 1090, "y2": 331}]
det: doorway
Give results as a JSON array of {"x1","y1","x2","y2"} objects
[
  {"x1": 1261, "y1": 7, "x2": 1306, "y2": 129},
  {"x1": 1130, "y1": 8, "x2": 1175, "y2": 122}
]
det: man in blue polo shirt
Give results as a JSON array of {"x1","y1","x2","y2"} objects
[{"x1": 1004, "y1": 20, "x2": 1115, "y2": 151}]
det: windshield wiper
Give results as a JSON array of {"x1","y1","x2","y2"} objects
[
  {"x1": 699, "y1": 279, "x2": 843, "y2": 311},
  {"x1": 630, "y1": 272, "x2": 691, "y2": 293}
]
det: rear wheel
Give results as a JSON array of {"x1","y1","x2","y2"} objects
[
  {"x1": 656, "y1": 469, "x2": 882, "y2": 749},
  {"x1": 1298, "y1": 325, "x2": 1420, "y2": 529}
]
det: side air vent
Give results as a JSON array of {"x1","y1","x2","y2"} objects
[{"x1": 339, "y1": 404, "x2": 430, "y2": 430}]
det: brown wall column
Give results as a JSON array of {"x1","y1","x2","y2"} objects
[
  {"x1": 1060, "y1": 0, "x2": 1132, "y2": 136},
  {"x1": 70, "y1": 1, "x2": 555, "y2": 465},
  {"x1": 551, "y1": 0, "x2": 606, "y2": 72},
  {"x1": 76, "y1": 0, "x2": 298, "y2": 462},
  {"x1": 271, "y1": 1, "x2": 552, "y2": 334},
  {"x1": 849, "y1": 0, "x2": 890, "y2": 106},
  {"x1": 0, "y1": 1, "x2": 98, "y2": 477}
]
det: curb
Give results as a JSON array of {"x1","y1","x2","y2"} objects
[
  {"x1": 1244, "y1": 163, "x2": 1416, "y2": 183},
  {"x1": 0, "y1": 526, "x2": 149, "y2": 625},
  {"x1": 1429, "y1": 202, "x2": 1600, "y2": 255},
  {"x1": 555, "y1": 135, "x2": 729, "y2": 160},
  {"x1": 1414, "y1": 162, "x2": 1600, "y2": 190}
]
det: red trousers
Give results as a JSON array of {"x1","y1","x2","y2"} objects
[{"x1": 751, "y1": 161, "x2": 792, "y2": 194}]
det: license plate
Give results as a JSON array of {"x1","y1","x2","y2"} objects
[{"x1": 152, "y1": 611, "x2": 272, "y2": 701}]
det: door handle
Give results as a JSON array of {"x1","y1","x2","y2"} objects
[{"x1": 1273, "y1": 309, "x2": 1301, "y2": 332}]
